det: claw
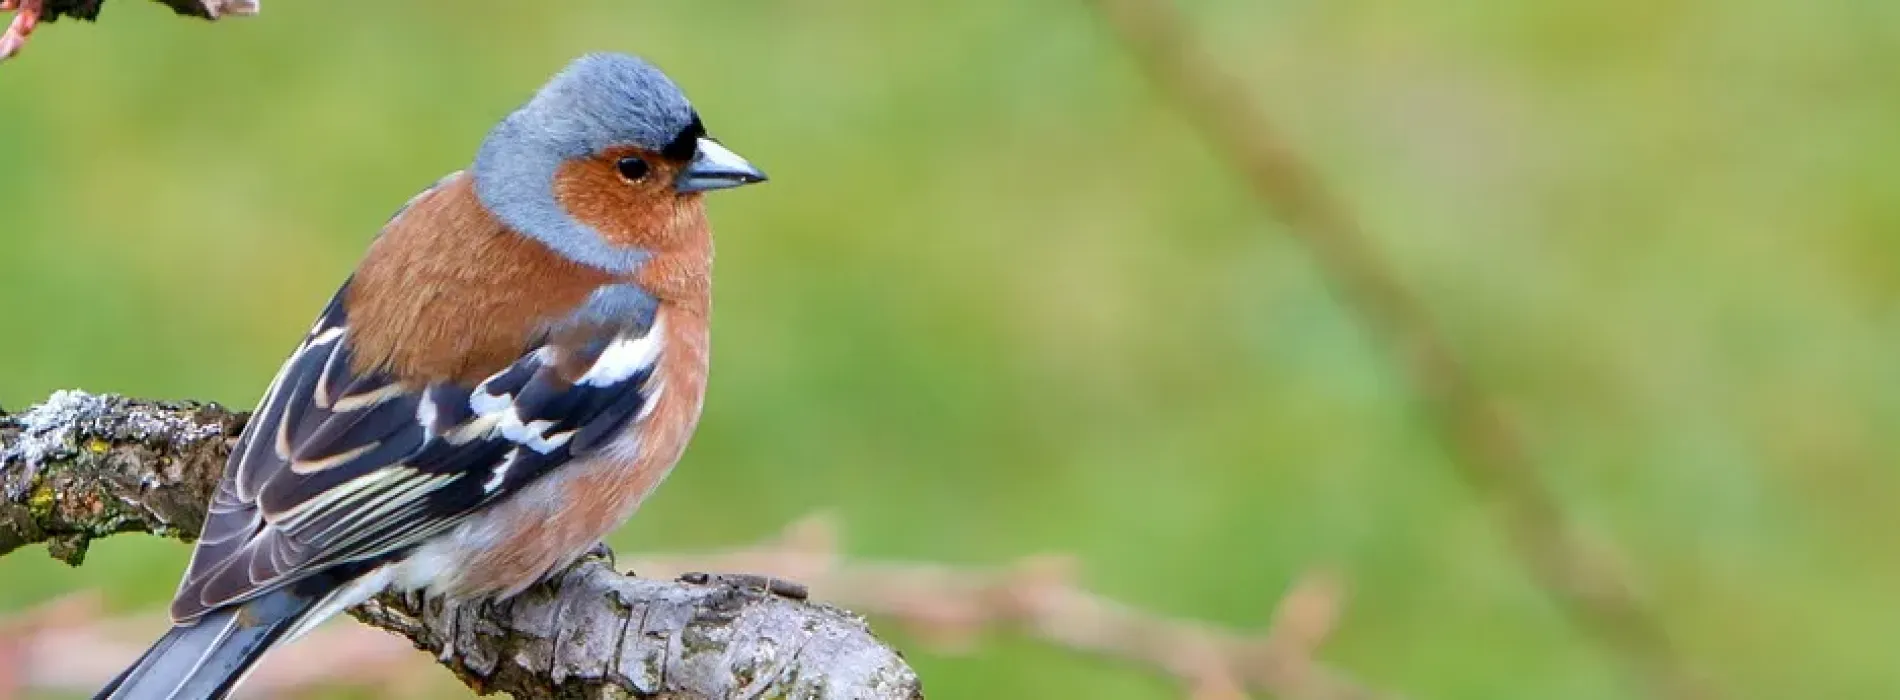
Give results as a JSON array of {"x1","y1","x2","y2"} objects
[
  {"x1": 584, "y1": 541, "x2": 617, "y2": 568},
  {"x1": 436, "y1": 600, "x2": 461, "y2": 663},
  {"x1": 0, "y1": 0, "x2": 41, "y2": 61}
]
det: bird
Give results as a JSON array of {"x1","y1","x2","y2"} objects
[{"x1": 95, "y1": 52, "x2": 766, "y2": 700}]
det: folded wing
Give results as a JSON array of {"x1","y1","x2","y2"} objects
[{"x1": 171, "y1": 285, "x2": 661, "y2": 622}]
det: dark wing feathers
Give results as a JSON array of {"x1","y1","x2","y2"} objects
[
  {"x1": 170, "y1": 283, "x2": 660, "y2": 622},
  {"x1": 571, "y1": 373, "x2": 654, "y2": 453}
]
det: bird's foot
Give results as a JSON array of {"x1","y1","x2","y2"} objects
[
  {"x1": 677, "y1": 571, "x2": 810, "y2": 601},
  {"x1": 0, "y1": 0, "x2": 42, "y2": 61},
  {"x1": 584, "y1": 540, "x2": 618, "y2": 568}
]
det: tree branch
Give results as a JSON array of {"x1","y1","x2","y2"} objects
[
  {"x1": 30, "y1": 0, "x2": 253, "y2": 23},
  {"x1": 0, "y1": 390, "x2": 923, "y2": 700},
  {"x1": 1081, "y1": 1, "x2": 1713, "y2": 698},
  {"x1": 2, "y1": 0, "x2": 254, "y2": 61}
]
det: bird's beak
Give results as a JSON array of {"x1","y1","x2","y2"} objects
[{"x1": 675, "y1": 138, "x2": 767, "y2": 193}]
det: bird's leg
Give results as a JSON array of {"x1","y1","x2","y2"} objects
[{"x1": 0, "y1": 0, "x2": 41, "y2": 61}]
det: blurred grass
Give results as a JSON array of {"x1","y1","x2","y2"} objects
[{"x1": 2, "y1": 0, "x2": 1897, "y2": 698}]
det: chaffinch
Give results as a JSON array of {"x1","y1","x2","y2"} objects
[{"x1": 97, "y1": 53, "x2": 765, "y2": 700}]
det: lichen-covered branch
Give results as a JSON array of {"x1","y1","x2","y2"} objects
[
  {"x1": 0, "y1": 391, "x2": 239, "y2": 564},
  {"x1": 0, "y1": 390, "x2": 923, "y2": 700}
]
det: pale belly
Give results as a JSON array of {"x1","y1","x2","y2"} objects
[
  {"x1": 393, "y1": 325, "x2": 707, "y2": 600},
  {"x1": 389, "y1": 428, "x2": 680, "y2": 600}
]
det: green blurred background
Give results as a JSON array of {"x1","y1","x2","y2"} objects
[{"x1": 4, "y1": 0, "x2": 1898, "y2": 698}]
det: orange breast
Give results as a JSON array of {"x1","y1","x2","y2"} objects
[
  {"x1": 562, "y1": 303, "x2": 710, "y2": 542},
  {"x1": 351, "y1": 161, "x2": 718, "y2": 598},
  {"x1": 346, "y1": 174, "x2": 614, "y2": 384}
]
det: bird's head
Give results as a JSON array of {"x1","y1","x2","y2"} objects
[{"x1": 472, "y1": 53, "x2": 766, "y2": 274}]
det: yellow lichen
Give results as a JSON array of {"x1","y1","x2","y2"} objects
[{"x1": 28, "y1": 483, "x2": 57, "y2": 516}]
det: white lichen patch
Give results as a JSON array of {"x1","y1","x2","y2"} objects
[
  {"x1": 115, "y1": 398, "x2": 226, "y2": 446},
  {"x1": 1, "y1": 390, "x2": 224, "y2": 498},
  {"x1": 2, "y1": 390, "x2": 104, "y2": 498},
  {"x1": 4, "y1": 389, "x2": 106, "y2": 464}
]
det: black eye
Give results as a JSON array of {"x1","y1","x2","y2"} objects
[{"x1": 615, "y1": 157, "x2": 650, "y2": 181}]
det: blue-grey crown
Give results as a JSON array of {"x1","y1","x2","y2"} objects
[
  {"x1": 471, "y1": 53, "x2": 702, "y2": 273},
  {"x1": 509, "y1": 53, "x2": 699, "y2": 156}
]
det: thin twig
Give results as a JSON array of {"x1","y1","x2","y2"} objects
[
  {"x1": 0, "y1": 0, "x2": 42, "y2": 60},
  {"x1": 0, "y1": 0, "x2": 254, "y2": 62},
  {"x1": 626, "y1": 514, "x2": 1396, "y2": 700},
  {"x1": 1082, "y1": 1, "x2": 1712, "y2": 698}
]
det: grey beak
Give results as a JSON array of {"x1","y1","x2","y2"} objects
[{"x1": 675, "y1": 138, "x2": 767, "y2": 193}]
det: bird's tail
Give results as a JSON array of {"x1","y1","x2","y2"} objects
[{"x1": 93, "y1": 588, "x2": 316, "y2": 700}]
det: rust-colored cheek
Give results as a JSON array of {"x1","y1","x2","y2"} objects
[
  {"x1": 552, "y1": 149, "x2": 715, "y2": 314},
  {"x1": 552, "y1": 148, "x2": 707, "y2": 253}
]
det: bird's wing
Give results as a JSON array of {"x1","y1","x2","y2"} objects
[{"x1": 170, "y1": 284, "x2": 661, "y2": 622}]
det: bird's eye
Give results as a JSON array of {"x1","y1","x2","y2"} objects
[{"x1": 615, "y1": 157, "x2": 651, "y2": 182}]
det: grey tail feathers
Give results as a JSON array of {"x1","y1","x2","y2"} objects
[{"x1": 94, "y1": 588, "x2": 316, "y2": 700}]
